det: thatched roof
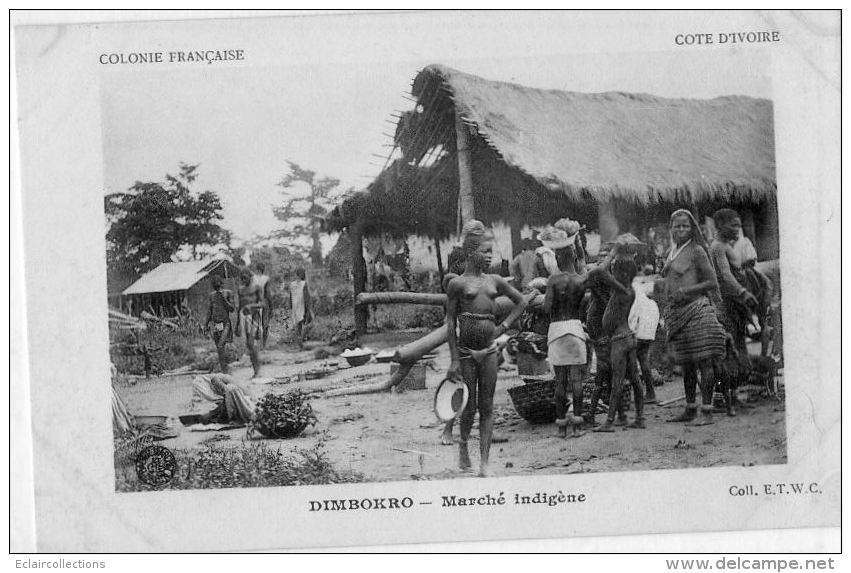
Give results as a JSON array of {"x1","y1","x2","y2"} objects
[
  {"x1": 329, "y1": 64, "x2": 776, "y2": 238},
  {"x1": 412, "y1": 64, "x2": 776, "y2": 204}
]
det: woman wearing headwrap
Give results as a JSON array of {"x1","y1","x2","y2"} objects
[
  {"x1": 535, "y1": 218, "x2": 587, "y2": 278},
  {"x1": 446, "y1": 220, "x2": 527, "y2": 477},
  {"x1": 661, "y1": 209, "x2": 727, "y2": 425}
]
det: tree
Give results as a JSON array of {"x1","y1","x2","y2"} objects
[
  {"x1": 273, "y1": 162, "x2": 345, "y2": 267},
  {"x1": 104, "y1": 163, "x2": 231, "y2": 278}
]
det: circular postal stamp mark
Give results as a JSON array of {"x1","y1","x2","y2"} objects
[{"x1": 135, "y1": 445, "x2": 177, "y2": 487}]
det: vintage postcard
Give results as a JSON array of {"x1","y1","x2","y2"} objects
[{"x1": 11, "y1": 10, "x2": 840, "y2": 552}]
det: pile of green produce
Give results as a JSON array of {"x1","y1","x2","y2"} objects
[{"x1": 250, "y1": 390, "x2": 317, "y2": 439}]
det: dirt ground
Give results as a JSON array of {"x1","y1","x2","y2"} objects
[{"x1": 120, "y1": 331, "x2": 787, "y2": 482}]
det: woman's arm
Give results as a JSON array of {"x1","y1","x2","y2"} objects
[
  {"x1": 574, "y1": 240, "x2": 587, "y2": 274},
  {"x1": 494, "y1": 275, "x2": 527, "y2": 335},
  {"x1": 588, "y1": 266, "x2": 631, "y2": 297},
  {"x1": 542, "y1": 276, "x2": 556, "y2": 315}
]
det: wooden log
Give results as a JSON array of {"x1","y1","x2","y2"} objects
[
  {"x1": 393, "y1": 328, "x2": 447, "y2": 364},
  {"x1": 324, "y1": 362, "x2": 414, "y2": 397},
  {"x1": 658, "y1": 394, "x2": 686, "y2": 407},
  {"x1": 356, "y1": 292, "x2": 447, "y2": 306},
  {"x1": 390, "y1": 292, "x2": 534, "y2": 363},
  {"x1": 325, "y1": 291, "x2": 534, "y2": 397}
]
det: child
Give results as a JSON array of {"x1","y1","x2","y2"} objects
[
  {"x1": 629, "y1": 280, "x2": 661, "y2": 403},
  {"x1": 592, "y1": 239, "x2": 645, "y2": 431}
]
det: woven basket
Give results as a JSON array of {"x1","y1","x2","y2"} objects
[{"x1": 507, "y1": 380, "x2": 556, "y2": 424}]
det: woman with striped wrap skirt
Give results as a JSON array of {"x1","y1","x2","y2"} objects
[{"x1": 661, "y1": 209, "x2": 727, "y2": 426}]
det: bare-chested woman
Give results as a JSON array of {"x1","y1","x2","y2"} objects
[
  {"x1": 446, "y1": 220, "x2": 527, "y2": 477},
  {"x1": 662, "y1": 209, "x2": 727, "y2": 426},
  {"x1": 590, "y1": 240, "x2": 645, "y2": 432}
]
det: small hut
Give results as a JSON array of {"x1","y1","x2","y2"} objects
[{"x1": 121, "y1": 258, "x2": 241, "y2": 318}]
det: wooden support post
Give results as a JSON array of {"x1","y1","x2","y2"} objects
[
  {"x1": 433, "y1": 235, "x2": 444, "y2": 285},
  {"x1": 455, "y1": 110, "x2": 475, "y2": 225},
  {"x1": 598, "y1": 200, "x2": 620, "y2": 243},
  {"x1": 351, "y1": 224, "x2": 369, "y2": 335},
  {"x1": 510, "y1": 219, "x2": 522, "y2": 258}
]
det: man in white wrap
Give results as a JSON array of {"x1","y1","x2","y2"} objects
[
  {"x1": 543, "y1": 260, "x2": 588, "y2": 438},
  {"x1": 288, "y1": 267, "x2": 312, "y2": 347}
]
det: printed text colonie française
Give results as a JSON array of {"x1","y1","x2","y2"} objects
[{"x1": 99, "y1": 50, "x2": 244, "y2": 65}]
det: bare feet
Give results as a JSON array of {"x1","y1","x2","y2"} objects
[
  {"x1": 459, "y1": 443, "x2": 472, "y2": 471},
  {"x1": 441, "y1": 424, "x2": 454, "y2": 445},
  {"x1": 667, "y1": 409, "x2": 697, "y2": 423},
  {"x1": 686, "y1": 413, "x2": 714, "y2": 426},
  {"x1": 593, "y1": 420, "x2": 615, "y2": 432}
]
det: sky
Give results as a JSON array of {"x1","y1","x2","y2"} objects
[{"x1": 98, "y1": 12, "x2": 772, "y2": 248}]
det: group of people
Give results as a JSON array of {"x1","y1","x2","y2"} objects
[
  {"x1": 443, "y1": 208, "x2": 772, "y2": 477},
  {"x1": 204, "y1": 264, "x2": 312, "y2": 378}
]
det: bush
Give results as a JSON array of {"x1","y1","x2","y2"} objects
[
  {"x1": 115, "y1": 440, "x2": 364, "y2": 491},
  {"x1": 109, "y1": 321, "x2": 205, "y2": 375},
  {"x1": 250, "y1": 390, "x2": 318, "y2": 439}
]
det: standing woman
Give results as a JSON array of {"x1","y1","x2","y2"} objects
[
  {"x1": 661, "y1": 209, "x2": 727, "y2": 426},
  {"x1": 446, "y1": 220, "x2": 527, "y2": 477}
]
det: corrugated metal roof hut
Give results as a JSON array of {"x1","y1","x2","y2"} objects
[{"x1": 121, "y1": 258, "x2": 241, "y2": 318}]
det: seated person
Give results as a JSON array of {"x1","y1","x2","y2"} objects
[{"x1": 192, "y1": 374, "x2": 255, "y2": 425}]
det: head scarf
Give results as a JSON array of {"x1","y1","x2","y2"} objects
[
  {"x1": 663, "y1": 210, "x2": 719, "y2": 304},
  {"x1": 668, "y1": 208, "x2": 710, "y2": 256}
]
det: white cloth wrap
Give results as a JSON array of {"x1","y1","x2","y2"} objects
[
  {"x1": 628, "y1": 288, "x2": 660, "y2": 341},
  {"x1": 547, "y1": 319, "x2": 587, "y2": 366}
]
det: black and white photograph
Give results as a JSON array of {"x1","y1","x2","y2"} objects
[
  {"x1": 11, "y1": 10, "x2": 840, "y2": 553},
  {"x1": 103, "y1": 51, "x2": 784, "y2": 488}
]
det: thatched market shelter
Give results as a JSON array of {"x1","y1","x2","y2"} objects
[{"x1": 330, "y1": 64, "x2": 777, "y2": 332}]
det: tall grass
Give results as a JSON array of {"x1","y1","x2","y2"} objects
[{"x1": 115, "y1": 439, "x2": 364, "y2": 491}]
